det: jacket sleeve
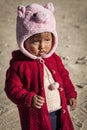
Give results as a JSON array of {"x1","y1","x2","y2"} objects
[
  {"x1": 54, "y1": 54, "x2": 77, "y2": 103},
  {"x1": 5, "y1": 63, "x2": 36, "y2": 107}
]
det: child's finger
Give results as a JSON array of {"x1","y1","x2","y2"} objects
[
  {"x1": 37, "y1": 96, "x2": 45, "y2": 104},
  {"x1": 37, "y1": 95, "x2": 45, "y2": 101},
  {"x1": 69, "y1": 98, "x2": 77, "y2": 111},
  {"x1": 35, "y1": 101, "x2": 44, "y2": 107},
  {"x1": 32, "y1": 95, "x2": 45, "y2": 109}
]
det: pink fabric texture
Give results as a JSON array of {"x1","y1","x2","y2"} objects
[{"x1": 16, "y1": 2, "x2": 58, "y2": 59}]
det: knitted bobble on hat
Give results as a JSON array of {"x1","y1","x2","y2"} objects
[
  {"x1": 44, "y1": 2, "x2": 54, "y2": 12},
  {"x1": 17, "y1": 5, "x2": 26, "y2": 18}
]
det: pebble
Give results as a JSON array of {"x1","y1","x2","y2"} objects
[
  {"x1": 78, "y1": 56, "x2": 87, "y2": 60},
  {"x1": 62, "y1": 15, "x2": 65, "y2": 19},
  {"x1": 4, "y1": 44, "x2": 8, "y2": 47},
  {"x1": 67, "y1": 36, "x2": 71, "y2": 40},
  {"x1": 76, "y1": 121, "x2": 82, "y2": 127},
  {"x1": 65, "y1": 45, "x2": 71, "y2": 48},
  {"x1": 80, "y1": 102, "x2": 87, "y2": 113},
  {"x1": 74, "y1": 25, "x2": 80, "y2": 29},
  {"x1": 76, "y1": 83, "x2": 87, "y2": 88},
  {"x1": 0, "y1": 104, "x2": 8, "y2": 116},
  {"x1": 62, "y1": 56, "x2": 70, "y2": 60},
  {"x1": 75, "y1": 56, "x2": 87, "y2": 64}
]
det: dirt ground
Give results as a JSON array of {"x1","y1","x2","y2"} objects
[{"x1": 0, "y1": 0, "x2": 87, "y2": 130}]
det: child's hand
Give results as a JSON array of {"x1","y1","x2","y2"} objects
[
  {"x1": 69, "y1": 98, "x2": 77, "y2": 111},
  {"x1": 32, "y1": 95, "x2": 45, "y2": 109}
]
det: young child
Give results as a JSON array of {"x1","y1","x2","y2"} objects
[{"x1": 5, "y1": 2, "x2": 77, "y2": 130}]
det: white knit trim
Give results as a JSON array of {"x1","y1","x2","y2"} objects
[{"x1": 39, "y1": 59, "x2": 61, "y2": 112}]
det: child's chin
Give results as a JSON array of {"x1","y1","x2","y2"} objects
[{"x1": 39, "y1": 53, "x2": 46, "y2": 57}]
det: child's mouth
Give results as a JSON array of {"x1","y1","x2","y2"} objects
[{"x1": 39, "y1": 51, "x2": 46, "y2": 56}]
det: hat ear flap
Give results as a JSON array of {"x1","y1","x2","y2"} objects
[
  {"x1": 17, "y1": 5, "x2": 26, "y2": 18},
  {"x1": 44, "y1": 2, "x2": 54, "y2": 13}
]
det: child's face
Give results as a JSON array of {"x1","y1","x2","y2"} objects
[{"x1": 24, "y1": 32, "x2": 53, "y2": 57}]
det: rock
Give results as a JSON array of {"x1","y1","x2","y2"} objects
[
  {"x1": 74, "y1": 25, "x2": 80, "y2": 29},
  {"x1": 62, "y1": 56, "x2": 70, "y2": 60},
  {"x1": 76, "y1": 83, "x2": 87, "y2": 88},
  {"x1": 75, "y1": 56, "x2": 87, "y2": 64},
  {"x1": 67, "y1": 36, "x2": 71, "y2": 40},
  {"x1": 65, "y1": 44, "x2": 71, "y2": 48},
  {"x1": 76, "y1": 121, "x2": 82, "y2": 128},
  {"x1": 62, "y1": 15, "x2": 65, "y2": 19},
  {"x1": 0, "y1": 104, "x2": 8, "y2": 116},
  {"x1": 80, "y1": 102, "x2": 87, "y2": 113},
  {"x1": 78, "y1": 56, "x2": 87, "y2": 60}
]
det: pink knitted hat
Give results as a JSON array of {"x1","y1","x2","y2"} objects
[{"x1": 16, "y1": 2, "x2": 58, "y2": 59}]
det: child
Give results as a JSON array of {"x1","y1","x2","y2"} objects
[{"x1": 5, "y1": 2, "x2": 77, "y2": 130}]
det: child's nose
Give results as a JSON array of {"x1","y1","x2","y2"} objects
[{"x1": 39, "y1": 42, "x2": 45, "y2": 50}]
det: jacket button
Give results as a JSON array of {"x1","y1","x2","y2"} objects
[
  {"x1": 62, "y1": 109, "x2": 66, "y2": 113},
  {"x1": 59, "y1": 87, "x2": 63, "y2": 91},
  {"x1": 52, "y1": 70, "x2": 56, "y2": 74}
]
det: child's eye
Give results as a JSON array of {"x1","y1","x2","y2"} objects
[
  {"x1": 34, "y1": 40, "x2": 39, "y2": 43},
  {"x1": 45, "y1": 39, "x2": 50, "y2": 42},
  {"x1": 32, "y1": 40, "x2": 39, "y2": 44}
]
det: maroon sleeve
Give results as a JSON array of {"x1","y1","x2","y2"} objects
[
  {"x1": 54, "y1": 54, "x2": 77, "y2": 102},
  {"x1": 5, "y1": 63, "x2": 36, "y2": 107}
]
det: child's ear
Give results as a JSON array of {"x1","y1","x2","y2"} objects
[
  {"x1": 44, "y1": 2, "x2": 54, "y2": 13},
  {"x1": 17, "y1": 5, "x2": 26, "y2": 18}
]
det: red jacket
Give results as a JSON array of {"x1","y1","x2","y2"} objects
[{"x1": 5, "y1": 50, "x2": 77, "y2": 130}]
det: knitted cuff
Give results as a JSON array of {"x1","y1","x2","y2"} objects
[{"x1": 25, "y1": 92, "x2": 36, "y2": 107}]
